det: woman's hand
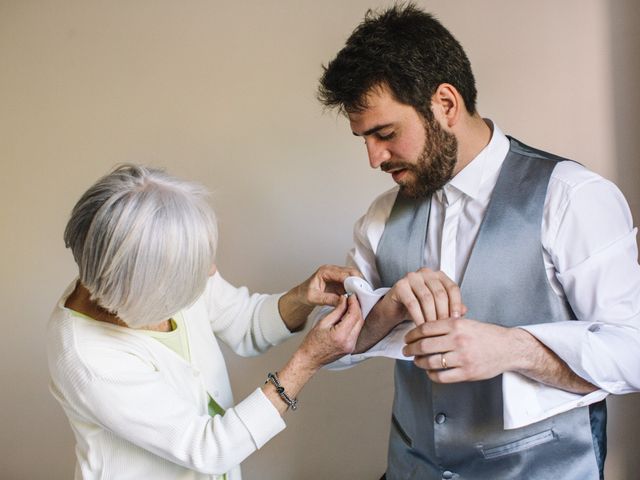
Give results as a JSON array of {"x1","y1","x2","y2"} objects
[
  {"x1": 296, "y1": 294, "x2": 365, "y2": 371},
  {"x1": 263, "y1": 294, "x2": 365, "y2": 414},
  {"x1": 278, "y1": 265, "x2": 362, "y2": 331}
]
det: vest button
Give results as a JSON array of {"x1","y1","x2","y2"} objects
[
  {"x1": 442, "y1": 471, "x2": 454, "y2": 479},
  {"x1": 435, "y1": 413, "x2": 447, "y2": 424}
]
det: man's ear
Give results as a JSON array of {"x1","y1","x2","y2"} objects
[{"x1": 430, "y1": 83, "x2": 463, "y2": 128}]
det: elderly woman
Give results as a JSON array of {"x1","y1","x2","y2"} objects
[{"x1": 47, "y1": 165, "x2": 363, "y2": 480}]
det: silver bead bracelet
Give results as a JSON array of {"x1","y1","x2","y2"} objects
[{"x1": 266, "y1": 372, "x2": 298, "y2": 411}]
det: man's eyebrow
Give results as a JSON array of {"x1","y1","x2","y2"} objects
[{"x1": 352, "y1": 123, "x2": 394, "y2": 137}]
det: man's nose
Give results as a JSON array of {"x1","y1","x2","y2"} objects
[{"x1": 365, "y1": 139, "x2": 391, "y2": 169}]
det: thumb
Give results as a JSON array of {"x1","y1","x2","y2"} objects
[
  {"x1": 339, "y1": 294, "x2": 364, "y2": 331},
  {"x1": 318, "y1": 295, "x2": 348, "y2": 328}
]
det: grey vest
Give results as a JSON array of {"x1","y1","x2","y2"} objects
[{"x1": 377, "y1": 138, "x2": 606, "y2": 480}]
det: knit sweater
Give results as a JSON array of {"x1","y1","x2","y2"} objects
[{"x1": 47, "y1": 272, "x2": 294, "y2": 479}]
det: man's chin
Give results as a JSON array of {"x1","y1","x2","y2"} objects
[
  {"x1": 398, "y1": 183, "x2": 433, "y2": 199},
  {"x1": 395, "y1": 173, "x2": 427, "y2": 199}
]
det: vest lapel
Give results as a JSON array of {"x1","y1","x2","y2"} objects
[{"x1": 375, "y1": 192, "x2": 431, "y2": 287}]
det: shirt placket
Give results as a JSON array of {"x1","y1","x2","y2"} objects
[{"x1": 440, "y1": 188, "x2": 463, "y2": 283}]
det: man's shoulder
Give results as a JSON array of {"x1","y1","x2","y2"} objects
[
  {"x1": 351, "y1": 186, "x2": 400, "y2": 240},
  {"x1": 508, "y1": 136, "x2": 571, "y2": 164},
  {"x1": 358, "y1": 185, "x2": 400, "y2": 225},
  {"x1": 549, "y1": 160, "x2": 605, "y2": 191},
  {"x1": 507, "y1": 136, "x2": 609, "y2": 191}
]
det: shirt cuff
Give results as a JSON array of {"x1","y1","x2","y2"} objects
[
  {"x1": 344, "y1": 276, "x2": 390, "y2": 318},
  {"x1": 502, "y1": 371, "x2": 608, "y2": 429},
  {"x1": 256, "y1": 293, "x2": 295, "y2": 346},
  {"x1": 324, "y1": 353, "x2": 367, "y2": 370},
  {"x1": 503, "y1": 321, "x2": 613, "y2": 429},
  {"x1": 234, "y1": 388, "x2": 286, "y2": 449}
]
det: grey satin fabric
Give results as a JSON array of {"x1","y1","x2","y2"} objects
[{"x1": 376, "y1": 138, "x2": 604, "y2": 480}]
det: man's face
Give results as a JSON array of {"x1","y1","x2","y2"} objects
[{"x1": 348, "y1": 85, "x2": 458, "y2": 198}]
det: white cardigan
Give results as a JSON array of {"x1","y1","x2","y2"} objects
[{"x1": 47, "y1": 273, "x2": 294, "y2": 479}]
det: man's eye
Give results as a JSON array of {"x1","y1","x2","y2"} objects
[{"x1": 377, "y1": 132, "x2": 395, "y2": 141}]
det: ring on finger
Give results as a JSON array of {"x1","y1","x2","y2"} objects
[{"x1": 440, "y1": 352, "x2": 448, "y2": 369}]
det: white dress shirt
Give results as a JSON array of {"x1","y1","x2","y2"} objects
[
  {"x1": 47, "y1": 273, "x2": 293, "y2": 479},
  {"x1": 334, "y1": 122, "x2": 640, "y2": 429}
]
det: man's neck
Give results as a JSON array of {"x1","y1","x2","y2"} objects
[{"x1": 453, "y1": 114, "x2": 492, "y2": 176}]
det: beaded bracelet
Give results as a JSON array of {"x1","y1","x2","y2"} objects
[{"x1": 266, "y1": 372, "x2": 298, "y2": 411}]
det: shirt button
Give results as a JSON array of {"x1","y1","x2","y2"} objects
[
  {"x1": 442, "y1": 471, "x2": 454, "y2": 479},
  {"x1": 435, "y1": 413, "x2": 447, "y2": 424}
]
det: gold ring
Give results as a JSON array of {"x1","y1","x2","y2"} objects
[{"x1": 441, "y1": 353, "x2": 447, "y2": 369}]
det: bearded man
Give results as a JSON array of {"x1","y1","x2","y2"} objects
[{"x1": 317, "y1": 4, "x2": 640, "y2": 480}]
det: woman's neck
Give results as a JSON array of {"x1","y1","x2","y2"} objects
[{"x1": 64, "y1": 282, "x2": 172, "y2": 332}]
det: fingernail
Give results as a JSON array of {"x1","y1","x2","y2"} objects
[{"x1": 452, "y1": 311, "x2": 460, "y2": 318}]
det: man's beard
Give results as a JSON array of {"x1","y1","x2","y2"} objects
[{"x1": 381, "y1": 116, "x2": 458, "y2": 199}]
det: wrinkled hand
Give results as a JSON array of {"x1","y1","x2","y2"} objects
[
  {"x1": 294, "y1": 264, "x2": 362, "y2": 307},
  {"x1": 378, "y1": 268, "x2": 466, "y2": 326},
  {"x1": 296, "y1": 294, "x2": 364, "y2": 371},
  {"x1": 403, "y1": 317, "x2": 518, "y2": 383},
  {"x1": 279, "y1": 265, "x2": 362, "y2": 332}
]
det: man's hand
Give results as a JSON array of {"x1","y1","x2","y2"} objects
[
  {"x1": 381, "y1": 268, "x2": 465, "y2": 326},
  {"x1": 279, "y1": 265, "x2": 362, "y2": 332},
  {"x1": 354, "y1": 268, "x2": 465, "y2": 353},
  {"x1": 403, "y1": 317, "x2": 516, "y2": 382},
  {"x1": 403, "y1": 318, "x2": 597, "y2": 394}
]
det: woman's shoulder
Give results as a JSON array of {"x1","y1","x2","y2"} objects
[{"x1": 47, "y1": 302, "x2": 158, "y2": 387}]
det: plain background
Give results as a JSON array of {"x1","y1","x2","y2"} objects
[{"x1": 1, "y1": 0, "x2": 639, "y2": 478}]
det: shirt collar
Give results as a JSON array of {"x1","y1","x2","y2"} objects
[{"x1": 435, "y1": 120, "x2": 510, "y2": 204}]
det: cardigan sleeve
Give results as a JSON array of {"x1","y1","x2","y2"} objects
[
  {"x1": 68, "y1": 344, "x2": 285, "y2": 475},
  {"x1": 200, "y1": 272, "x2": 294, "y2": 357}
]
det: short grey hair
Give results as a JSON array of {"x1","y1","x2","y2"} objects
[{"x1": 64, "y1": 164, "x2": 218, "y2": 328}]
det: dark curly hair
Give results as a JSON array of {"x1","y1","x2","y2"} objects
[{"x1": 318, "y1": 3, "x2": 477, "y2": 119}]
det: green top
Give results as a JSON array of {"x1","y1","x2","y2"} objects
[
  {"x1": 140, "y1": 313, "x2": 225, "y2": 417},
  {"x1": 137, "y1": 313, "x2": 228, "y2": 479}
]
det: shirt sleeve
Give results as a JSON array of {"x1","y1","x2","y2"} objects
[
  {"x1": 318, "y1": 189, "x2": 398, "y2": 369},
  {"x1": 72, "y1": 347, "x2": 285, "y2": 475},
  {"x1": 346, "y1": 187, "x2": 399, "y2": 288},
  {"x1": 200, "y1": 272, "x2": 294, "y2": 357},
  {"x1": 509, "y1": 167, "x2": 640, "y2": 426}
]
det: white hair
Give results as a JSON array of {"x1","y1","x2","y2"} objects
[{"x1": 64, "y1": 164, "x2": 218, "y2": 328}]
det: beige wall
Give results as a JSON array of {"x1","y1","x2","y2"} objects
[{"x1": 1, "y1": 0, "x2": 638, "y2": 478}]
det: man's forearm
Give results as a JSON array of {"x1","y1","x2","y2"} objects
[
  {"x1": 353, "y1": 299, "x2": 404, "y2": 353},
  {"x1": 510, "y1": 328, "x2": 597, "y2": 394}
]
